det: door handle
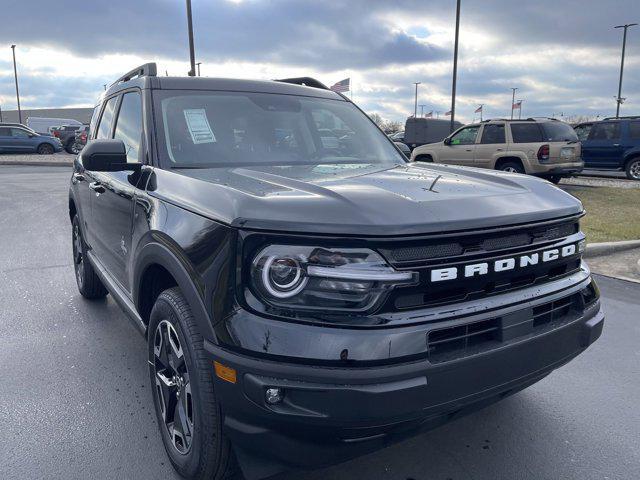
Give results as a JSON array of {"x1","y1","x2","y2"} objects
[
  {"x1": 89, "y1": 182, "x2": 105, "y2": 194},
  {"x1": 496, "y1": 148, "x2": 504, "y2": 151},
  {"x1": 613, "y1": 144, "x2": 620, "y2": 147},
  {"x1": 466, "y1": 149, "x2": 473, "y2": 152},
  {"x1": 72, "y1": 173, "x2": 85, "y2": 182}
]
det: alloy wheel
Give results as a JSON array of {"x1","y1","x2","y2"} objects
[
  {"x1": 630, "y1": 160, "x2": 640, "y2": 180},
  {"x1": 72, "y1": 222, "x2": 84, "y2": 288},
  {"x1": 503, "y1": 166, "x2": 518, "y2": 173},
  {"x1": 153, "y1": 320, "x2": 194, "y2": 455}
]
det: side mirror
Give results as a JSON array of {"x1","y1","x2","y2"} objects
[
  {"x1": 28, "y1": 133, "x2": 36, "y2": 138},
  {"x1": 443, "y1": 137, "x2": 452, "y2": 146},
  {"x1": 80, "y1": 139, "x2": 138, "y2": 172}
]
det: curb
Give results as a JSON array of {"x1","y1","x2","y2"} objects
[
  {"x1": 0, "y1": 161, "x2": 73, "y2": 167},
  {"x1": 584, "y1": 239, "x2": 640, "y2": 258}
]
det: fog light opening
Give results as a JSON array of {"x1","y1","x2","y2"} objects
[{"x1": 265, "y1": 387, "x2": 284, "y2": 405}]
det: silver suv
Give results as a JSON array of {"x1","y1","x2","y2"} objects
[{"x1": 410, "y1": 118, "x2": 583, "y2": 183}]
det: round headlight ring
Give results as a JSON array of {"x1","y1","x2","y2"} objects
[{"x1": 261, "y1": 255, "x2": 307, "y2": 299}]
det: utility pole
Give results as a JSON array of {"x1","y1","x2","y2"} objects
[
  {"x1": 510, "y1": 87, "x2": 518, "y2": 119},
  {"x1": 10, "y1": 45, "x2": 22, "y2": 124},
  {"x1": 186, "y1": 0, "x2": 196, "y2": 76},
  {"x1": 449, "y1": 0, "x2": 461, "y2": 133},
  {"x1": 196, "y1": 62, "x2": 202, "y2": 76},
  {"x1": 419, "y1": 104, "x2": 427, "y2": 117},
  {"x1": 413, "y1": 82, "x2": 421, "y2": 117},
  {"x1": 614, "y1": 23, "x2": 637, "y2": 118}
]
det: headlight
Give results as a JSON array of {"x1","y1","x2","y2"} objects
[{"x1": 250, "y1": 245, "x2": 417, "y2": 313}]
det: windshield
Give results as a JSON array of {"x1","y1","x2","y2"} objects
[
  {"x1": 541, "y1": 122, "x2": 578, "y2": 142},
  {"x1": 154, "y1": 90, "x2": 406, "y2": 169}
]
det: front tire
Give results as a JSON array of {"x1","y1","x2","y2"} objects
[
  {"x1": 547, "y1": 175, "x2": 562, "y2": 184},
  {"x1": 37, "y1": 143, "x2": 55, "y2": 155},
  {"x1": 149, "y1": 288, "x2": 238, "y2": 480},
  {"x1": 72, "y1": 214, "x2": 108, "y2": 299},
  {"x1": 626, "y1": 157, "x2": 640, "y2": 180}
]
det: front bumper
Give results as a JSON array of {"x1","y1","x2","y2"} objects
[{"x1": 207, "y1": 275, "x2": 603, "y2": 475}]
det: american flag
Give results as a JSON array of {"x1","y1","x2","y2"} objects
[
  {"x1": 330, "y1": 78, "x2": 350, "y2": 92},
  {"x1": 475, "y1": 105, "x2": 483, "y2": 113},
  {"x1": 513, "y1": 101, "x2": 522, "y2": 110},
  {"x1": 425, "y1": 111, "x2": 433, "y2": 118},
  {"x1": 445, "y1": 110, "x2": 452, "y2": 116}
]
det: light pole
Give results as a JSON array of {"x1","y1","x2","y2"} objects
[
  {"x1": 10, "y1": 45, "x2": 22, "y2": 124},
  {"x1": 419, "y1": 104, "x2": 427, "y2": 117},
  {"x1": 510, "y1": 87, "x2": 518, "y2": 119},
  {"x1": 614, "y1": 23, "x2": 637, "y2": 118},
  {"x1": 413, "y1": 82, "x2": 421, "y2": 117},
  {"x1": 186, "y1": 0, "x2": 196, "y2": 76},
  {"x1": 449, "y1": 0, "x2": 461, "y2": 133},
  {"x1": 196, "y1": 62, "x2": 202, "y2": 76}
]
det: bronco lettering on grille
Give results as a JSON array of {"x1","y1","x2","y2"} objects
[{"x1": 430, "y1": 244, "x2": 577, "y2": 282}]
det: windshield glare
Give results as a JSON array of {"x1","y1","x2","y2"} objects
[
  {"x1": 541, "y1": 122, "x2": 578, "y2": 142},
  {"x1": 155, "y1": 91, "x2": 405, "y2": 169}
]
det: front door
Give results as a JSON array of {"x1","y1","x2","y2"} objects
[
  {"x1": 581, "y1": 121, "x2": 624, "y2": 169},
  {"x1": 89, "y1": 91, "x2": 144, "y2": 292},
  {"x1": 440, "y1": 125, "x2": 480, "y2": 166}
]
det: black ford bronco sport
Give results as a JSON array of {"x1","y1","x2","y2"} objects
[{"x1": 69, "y1": 63, "x2": 604, "y2": 480}]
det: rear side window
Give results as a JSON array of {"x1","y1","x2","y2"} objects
[
  {"x1": 540, "y1": 122, "x2": 578, "y2": 142},
  {"x1": 96, "y1": 96, "x2": 119, "y2": 139},
  {"x1": 510, "y1": 123, "x2": 543, "y2": 143},
  {"x1": 113, "y1": 91, "x2": 143, "y2": 163},
  {"x1": 573, "y1": 124, "x2": 592, "y2": 142},
  {"x1": 0, "y1": 127, "x2": 11, "y2": 136},
  {"x1": 480, "y1": 124, "x2": 505, "y2": 144},
  {"x1": 588, "y1": 122, "x2": 620, "y2": 141},
  {"x1": 629, "y1": 122, "x2": 640, "y2": 140}
]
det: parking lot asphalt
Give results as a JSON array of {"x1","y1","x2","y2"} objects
[{"x1": 1, "y1": 165, "x2": 639, "y2": 480}]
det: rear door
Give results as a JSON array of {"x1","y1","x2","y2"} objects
[
  {"x1": 582, "y1": 121, "x2": 624, "y2": 169},
  {"x1": 0, "y1": 127, "x2": 12, "y2": 152},
  {"x1": 474, "y1": 123, "x2": 506, "y2": 168},
  {"x1": 439, "y1": 125, "x2": 480, "y2": 166},
  {"x1": 90, "y1": 90, "x2": 145, "y2": 291}
]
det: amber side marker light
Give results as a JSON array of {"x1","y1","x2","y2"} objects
[{"x1": 214, "y1": 361, "x2": 237, "y2": 384}]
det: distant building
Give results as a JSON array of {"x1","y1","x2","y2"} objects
[{"x1": 0, "y1": 107, "x2": 93, "y2": 125}]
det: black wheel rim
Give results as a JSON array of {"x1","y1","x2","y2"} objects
[
  {"x1": 153, "y1": 320, "x2": 194, "y2": 455},
  {"x1": 72, "y1": 222, "x2": 84, "y2": 288}
]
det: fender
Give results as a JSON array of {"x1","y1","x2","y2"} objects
[
  {"x1": 133, "y1": 238, "x2": 217, "y2": 343},
  {"x1": 623, "y1": 147, "x2": 640, "y2": 163}
]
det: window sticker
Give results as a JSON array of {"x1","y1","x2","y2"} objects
[{"x1": 184, "y1": 109, "x2": 216, "y2": 144}]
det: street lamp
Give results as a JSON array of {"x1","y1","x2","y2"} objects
[
  {"x1": 449, "y1": 0, "x2": 461, "y2": 133},
  {"x1": 186, "y1": 0, "x2": 196, "y2": 76},
  {"x1": 413, "y1": 82, "x2": 421, "y2": 117},
  {"x1": 510, "y1": 87, "x2": 518, "y2": 119},
  {"x1": 11, "y1": 45, "x2": 22, "y2": 124},
  {"x1": 614, "y1": 23, "x2": 637, "y2": 118}
]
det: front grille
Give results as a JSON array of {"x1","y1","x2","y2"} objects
[{"x1": 426, "y1": 294, "x2": 582, "y2": 364}]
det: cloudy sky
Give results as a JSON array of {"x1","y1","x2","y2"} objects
[{"x1": 0, "y1": 0, "x2": 638, "y2": 123}]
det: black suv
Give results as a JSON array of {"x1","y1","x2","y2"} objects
[{"x1": 69, "y1": 63, "x2": 604, "y2": 480}]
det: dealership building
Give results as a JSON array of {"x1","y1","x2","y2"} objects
[{"x1": 0, "y1": 107, "x2": 94, "y2": 125}]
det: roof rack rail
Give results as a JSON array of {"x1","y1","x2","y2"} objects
[
  {"x1": 274, "y1": 77, "x2": 329, "y2": 90},
  {"x1": 109, "y1": 62, "x2": 157, "y2": 88},
  {"x1": 603, "y1": 115, "x2": 640, "y2": 120}
]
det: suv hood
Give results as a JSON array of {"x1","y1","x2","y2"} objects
[{"x1": 151, "y1": 163, "x2": 583, "y2": 236}]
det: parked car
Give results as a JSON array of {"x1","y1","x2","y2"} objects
[
  {"x1": 404, "y1": 117, "x2": 462, "y2": 149},
  {"x1": 0, "y1": 124, "x2": 63, "y2": 154},
  {"x1": 387, "y1": 130, "x2": 405, "y2": 142},
  {"x1": 411, "y1": 118, "x2": 583, "y2": 183},
  {"x1": 573, "y1": 116, "x2": 640, "y2": 180},
  {"x1": 394, "y1": 140, "x2": 411, "y2": 158},
  {"x1": 73, "y1": 125, "x2": 90, "y2": 153},
  {"x1": 69, "y1": 63, "x2": 603, "y2": 480},
  {"x1": 26, "y1": 117, "x2": 82, "y2": 135},
  {"x1": 51, "y1": 124, "x2": 87, "y2": 154}
]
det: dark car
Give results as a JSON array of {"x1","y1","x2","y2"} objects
[
  {"x1": 69, "y1": 63, "x2": 604, "y2": 480},
  {"x1": 72, "y1": 125, "x2": 90, "y2": 153},
  {"x1": 51, "y1": 124, "x2": 87, "y2": 154},
  {"x1": 573, "y1": 116, "x2": 640, "y2": 179},
  {"x1": 0, "y1": 123, "x2": 63, "y2": 154}
]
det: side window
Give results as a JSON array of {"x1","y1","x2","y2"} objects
[
  {"x1": 480, "y1": 124, "x2": 505, "y2": 144},
  {"x1": 450, "y1": 126, "x2": 480, "y2": 145},
  {"x1": 96, "y1": 96, "x2": 119, "y2": 139},
  {"x1": 588, "y1": 122, "x2": 620, "y2": 141},
  {"x1": 113, "y1": 92, "x2": 143, "y2": 163},
  {"x1": 510, "y1": 123, "x2": 543, "y2": 143},
  {"x1": 11, "y1": 128, "x2": 30, "y2": 138},
  {"x1": 89, "y1": 106, "x2": 101, "y2": 139},
  {"x1": 629, "y1": 122, "x2": 640, "y2": 140},
  {"x1": 0, "y1": 127, "x2": 11, "y2": 137},
  {"x1": 573, "y1": 124, "x2": 592, "y2": 142}
]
